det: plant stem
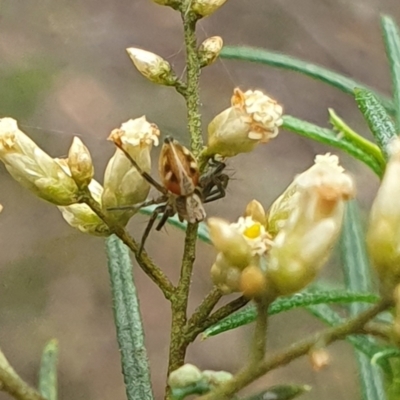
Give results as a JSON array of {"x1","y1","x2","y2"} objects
[
  {"x1": 250, "y1": 300, "x2": 270, "y2": 364},
  {"x1": 165, "y1": 3, "x2": 203, "y2": 393},
  {"x1": 186, "y1": 287, "x2": 223, "y2": 331},
  {"x1": 198, "y1": 299, "x2": 391, "y2": 400},
  {"x1": 81, "y1": 193, "x2": 175, "y2": 300},
  {"x1": 0, "y1": 347, "x2": 45, "y2": 400},
  {"x1": 181, "y1": 7, "x2": 203, "y2": 156},
  {"x1": 186, "y1": 296, "x2": 249, "y2": 343}
]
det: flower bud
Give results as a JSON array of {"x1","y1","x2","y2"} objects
[
  {"x1": 244, "y1": 199, "x2": 267, "y2": 226},
  {"x1": 126, "y1": 47, "x2": 177, "y2": 86},
  {"x1": 58, "y1": 178, "x2": 110, "y2": 236},
  {"x1": 208, "y1": 217, "x2": 251, "y2": 268},
  {"x1": 309, "y1": 348, "x2": 330, "y2": 371},
  {"x1": 0, "y1": 118, "x2": 79, "y2": 205},
  {"x1": 267, "y1": 154, "x2": 354, "y2": 295},
  {"x1": 102, "y1": 117, "x2": 159, "y2": 225},
  {"x1": 191, "y1": 0, "x2": 228, "y2": 17},
  {"x1": 198, "y1": 36, "x2": 223, "y2": 67},
  {"x1": 67, "y1": 137, "x2": 94, "y2": 189},
  {"x1": 202, "y1": 370, "x2": 233, "y2": 387},
  {"x1": 240, "y1": 265, "x2": 268, "y2": 299},
  {"x1": 367, "y1": 137, "x2": 400, "y2": 292},
  {"x1": 168, "y1": 364, "x2": 203, "y2": 389},
  {"x1": 207, "y1": 88, "x2": 283, "y2": 157},
  {"x1": 0, "y1": 204, "x2": 3, "y2": 213},
  {"x1": 210, "y1": 260, "x2": 242, "y2": 294}
]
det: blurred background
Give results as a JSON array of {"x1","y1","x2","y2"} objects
[{"x1": 0, "y1": 0, "x2": 399, "y2": 399}]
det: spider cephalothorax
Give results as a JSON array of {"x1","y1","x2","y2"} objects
[{"x1": 110, "y1": 136, "x2": 228, "y2": 254}]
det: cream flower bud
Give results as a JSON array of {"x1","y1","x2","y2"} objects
[
  {"x1": 127, "y1": 47, "x2": 176, "y2": 86},
  {"x1": 0, "y1": 204, "x2": 3, "y2": 213},
  {"x1": 367, "y1": 137, "x2": 400, "y2": 291},
  {"x1": 67, "y1": 137, "x2": 94, "y2": 189},
  {"x1": 58, "y1": 178, "x2": 110, "y2": 236},
  {"x1": 191, "y1": 0, "x2": 228, "y2": 17},
  {"x1": 202, "y1": 370, "x2": 233, "y2": 386},
  {"x1": 208, "y1": 217, "x2": 251, "y2": 268},
  {"x1": 244, "y1": 199, "x2": 267, "y2": 226},
  {"x1": 198, "y1": 36, "x2": 223, "y2": 67},
  {"x1": 0, "y1": 118, "x2": 79, "y2": 205},
  {"x1": 207, "y1": 88, "x2": 283, "y2": 157},
  {"x1": 211, "y1": 259, "x2": 242, "y2": 294},
  {"x1": 267, "y1": 154, "x2": 354, "y2": 295},
  {"x1": 102, "y1": 117, "x2": 159, "y2": 225},
  {"x1": 168, "y1": 364, "x2": 203, "y2": 389}
]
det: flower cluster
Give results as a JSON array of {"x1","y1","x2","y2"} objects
[{"x1": 208, "y1": 154, "x2": 355, "y2": 298}]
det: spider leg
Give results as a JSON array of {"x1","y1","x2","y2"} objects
[
  {"x1": 155, "y1": 206, "x2": 175, "y2": 231},
  {"x1": 203, "y1": 174, "x2": 229, "y2": 203},
  {"x1": 114, "y1": 142, "x2": 168, "y2": 195},
  {"x1": 139, "y1": 204, "x2": 167, "y2": 255},
  {"x1": 107, "y1": 195, "x2": 167, "y2": 212}
]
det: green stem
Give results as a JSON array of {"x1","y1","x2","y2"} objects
[
  {"x1": 182, "y1": 8, "x2": 203, "y2": 156},
  {"x1": 165, "y1": 2, "x2": 204, "y2": 384},
  {"x1": 0, "y1": 347, "x2": 45, "y2": 400},
  {"x1": 38, "y1": 340, "x2": 58, "y2": 400},
  {"x1": 186, "y1": 296, "x2": 249, "y2": 344},
  {"x1": 186, "y1": 287, "x2": 223, "y2": 331},
  {"x1": 250, "y1": 300, "x2": 270, "y2": 364},
  {"x1": 106, "y1": 235, "x2": 154, "y2": 400},
  {"x1": 198, "y1": 300, "x2": 391, "y2": 400}
]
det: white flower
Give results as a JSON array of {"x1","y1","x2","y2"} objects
[
  {"x1": 102, "y1": 116, "x2": 160, "y2": 225},
  {"x1": 267, "y1": 153, "x2": 355, "y2": 295},
  {"x1": 207, "y1": 88, "x2": 283, "y2": 157},
  {"x1": 58, "y1": 179, "x2": 110, "y2": 236},
  {"x1": 0, "y1": 118, "x2": 79, "y2": 205},
  {"x1": 367, "y1": 137, "x2": 400, "y2": 291}
]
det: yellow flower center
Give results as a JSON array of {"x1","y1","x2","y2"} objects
[{"x1": 243, "y1": 223, "x2": 261, "y2": 239}]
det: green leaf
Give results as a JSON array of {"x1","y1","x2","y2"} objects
[
  {"x1": 240, "y1": 384, "x2": 311, "y2": 400},
  {"x1": 220, "y1": 46, "x2": 394, "y2": 113},
  {"x1": 328, "y1": 109, "x2": 385, "y2": 170},
  {"x1": 38, "y1": 339, "x2": 59, "y2": 400},
  {"x1": 354, "y1": 88, "x2": 397, "y2": 159},
  {"x1": 282, "y1": 115, "x2": 384, "y2": 177},
  {"x1": 105, "y1": 235, "x2": 154, "y2": 400},
  {"x1": 381, "y1": 15, "x2": 400, "y2": 132},
  {"x1": 340, "y1": 201, "x2": 387, "y2": 400},
  {"x1": 202, "y1": 290, "x2": 378, "y2": 338}
]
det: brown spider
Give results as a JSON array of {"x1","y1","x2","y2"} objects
[{"x1": 108, "y1": 136, "x2": 229, "y2": 254}]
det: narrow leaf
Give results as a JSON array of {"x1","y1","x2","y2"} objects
[
  {"x1": 38, "y1": 339, "x2": 59, "y2": 400},
  {"x1": 340, "y1": 201, "x2": 387, "y2": 400},
  {"x1": 354, "y1": 88, "x2": 397, "y2": 159},
  {"x1": 202, "y1": 290, "x2": 378, "y2": 338},
  {"x1": 283, "y1": 115, "x2": 384, "y2": 177},
  {"x1": 381, "y1": 15, "x2": 400, "y2": 132},
  {"x1": 220, "y1": 46, "x2": 394, "y2": 113},
  {"x1": 105, "y1": 235, "x2": 154, "y2": 400}
]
